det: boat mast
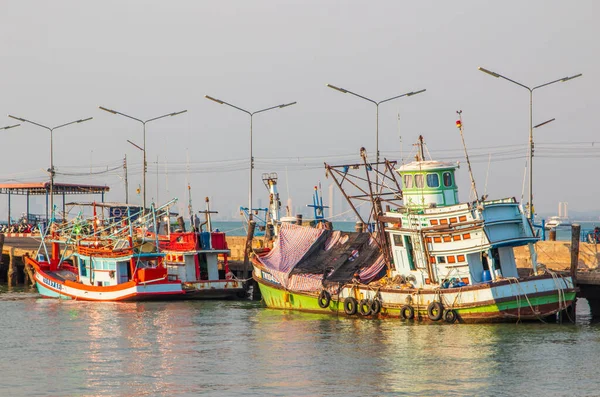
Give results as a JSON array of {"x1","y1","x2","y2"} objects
[{"x1": 456, "y1": 111, "x2": 480, "y2": 203}]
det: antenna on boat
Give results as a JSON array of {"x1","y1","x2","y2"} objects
[
  {"x1": 397, "y1": 113, "x2": 403, "y2": 164},
  {"x1": 456, "y1": 111, "x2": 480, "y2": 203},
  {"x1": 417, "y1": 135, "x2": 426, "y2": 161}
]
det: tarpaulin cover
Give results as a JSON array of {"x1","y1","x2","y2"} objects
[{"x1": 257, "y1": 224, "x2": 386, "y2": 291}]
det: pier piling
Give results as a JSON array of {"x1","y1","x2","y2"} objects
[
  {"x1": 7, "y1": 247, "x2": 17, "y2": 287},
  {"x1": 566, "y1": 224, "x2": 581, "y2": 323},
  {"x1": 243, "y1": 221, "x2": 256, "y2": 279}
]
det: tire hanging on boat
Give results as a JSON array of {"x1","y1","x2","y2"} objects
[
  {"x1": 427, "y1": 301, "x2": 444, "y2": 321},
  {"x1": 344, "y1": 297, "x2": 358, "y2": 315},
  {"x1": 399, "y1": 305, "x2": 415, "y2": 320},
  {"x1": 370, "y1": 298, "x2": 382, "y2": 315},
  {"x1": 358, "y1": 299, "x2": 372, "y2": 316},
  {"x1": 444, "y1": 309, "x2": 457, "y2": 323},
  {"x1": 318, "y1": 290, "x2": 331, "y2": 308}
]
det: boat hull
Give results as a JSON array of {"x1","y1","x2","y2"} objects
[
  {"x1": 181, "y1": 280, "x2": 247, "y2": 300},
  {"x1": 254, "y1": 267, "x2": 576, "y2": 323},
  {"x1": 33, "y1": 266, "x2": 185, "y2": 302}
]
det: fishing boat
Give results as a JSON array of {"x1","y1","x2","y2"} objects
[
  {"x1": 159, "y1": 197, "x2": 246, "y2": 299},
  {"x1": 252, "y1": 135, "x2": 576, "y2": 323},
  {"x1": 24, "y1": 201, "x2": 185, "y2": 301}
]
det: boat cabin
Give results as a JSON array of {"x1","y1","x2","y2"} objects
[{"x1": 384, "y1": 159, "x2": 537, "y2": 290}]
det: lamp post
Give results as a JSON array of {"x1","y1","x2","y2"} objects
[
  {"x1": 8, "y1": 115, "x2": 92, "y2": 221},
  {"x1": 478, "y1": 66, "x2": 581, "y2": 221},
  {"x1": 326, "y1": 84, "x2": 426, "y2": 165},
  {"x1": 205, "y1": 95, "x2": 296, "y2": 221},
  {"x1": 99, "y1": 107, "x2": 187, "y2": 209}
]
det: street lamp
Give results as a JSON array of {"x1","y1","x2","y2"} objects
[
  {"x1": 326, "y1": 84, "x2": 426, "y2": 165},
  {"x1": 478, "y1": 66, "x2": 581, "y2": 221},
  {"x1": 8, "y1": 114, "x2": 92, "y2": 221},
  {"x1": 99, "y1": 106, "x2": 187, "y2": 209},
  {"x1": 205, "y1": 95, "x2": 296, "y2": 221}
]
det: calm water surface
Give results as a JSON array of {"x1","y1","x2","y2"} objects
[{"x1": 0, "y1": 288, "x2": 599, "y2": 397}]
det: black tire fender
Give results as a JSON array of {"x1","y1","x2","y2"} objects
[
  {"x1": 427, "y1": 301, "x2": 444, "y2": 321},
  {"x1": 358, "y1": 299, "x2": 372, "y2": 316},
  {"x1": 399, "y1": 305, "x2": 415, "y2": 320},
  {"x1": 318, "y1": 290, "x2": 331, "y2": 309},
  {"x1": 370, "y1": 298, "x2": 382, "y2": 315},
  {"x1": 344, "y1": 297, "x2": 358, "y2": 315},
  {"x1": 444, "y1": 309, "x2": 458, "y2": 323}
]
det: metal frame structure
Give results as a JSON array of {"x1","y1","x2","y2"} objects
[{"x1": 0, "y1": 182, "x2": 109, "y2": 224}]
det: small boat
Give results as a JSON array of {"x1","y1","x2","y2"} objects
[
  {"x1": 545, "y1": 202, "x2": 571, "y2": 229},
  {"x1": 25, "y1": 201, "x2": 185, "y2": 301},
  {"x1": 159, "y1": 197, "x2": 246, "y2": 299},
  {"x1": 252, "y1": 136, "x2": 576, "y2": 323},
  {"x1": 544, "y1": 216, "x2": 571, "y2": 229}
]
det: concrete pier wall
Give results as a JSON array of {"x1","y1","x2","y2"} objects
[{"x1": 514, "y1": 241, "x2": 600, "y2": 271}]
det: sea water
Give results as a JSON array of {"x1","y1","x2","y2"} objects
[{"x1": 0, "y1": 289, "x2": 599, "y2": 397}]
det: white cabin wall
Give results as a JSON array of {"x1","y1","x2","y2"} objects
[
  {"x1": 497, "y1": 247, "x2": 519, "y2": 278},
  {"x1": 467, "y1": 253, "x2": 485, "y2": 283}
]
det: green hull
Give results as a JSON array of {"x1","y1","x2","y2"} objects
[{"x1": 256, "y1": 277, "x2": 576, "y2": 323}]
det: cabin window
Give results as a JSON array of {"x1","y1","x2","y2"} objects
[
  {"x1": 453, "y1": 235, "x2": 461, "y2": 241},
  {"x1": 79, "y1": 259, "x2": 87, "y2": 277},
  {"x1": 463, "y1": 233, "x2": 471, "y2": 240},
  {"x1": 426, "y1": 173, "x2": 439, "y2": 188},
  {"x1": 403, "y1": 175, "x2": 413, "y2": 189},
  {"x1": 437, "y1": 256, "x2": 446, "y2": 264},
  {"x1": 404, "y1": 236, "x2": 417, "y2": 271},
  {"x1": 443, "y1": 172, "x2": 453, "y2": 187},
  {"x1": 392, "y1": 234, "x2": 404, "y2": 247},
  {"x1": 447, "y1": 256, "x2": 456, "y2": 264},
  {"x1": 414, "y1": 174, "x2": 424, "y2": 188},
  {"x1": 459, "y1": 215, "x2": 467, "y2": 222},
  {"x1": 443, "y1": 236, "x2": 451, "y2": 242},
  {"x1": 457, "y1": 255, "x2": 466, "y2": 262},
  {"x1": 430, "y1": 219, "x2": 439, "y2": 226}
]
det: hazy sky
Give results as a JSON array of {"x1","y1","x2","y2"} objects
[{"x1": 1, "y1": 0, "x2": 597, "y2": 221}]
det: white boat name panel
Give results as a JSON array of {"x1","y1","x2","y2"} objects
[
  {"x1": 261, "y1": 270, "x2": 280, "y2": 285},
  {"x1": 42, "y1": 277, "x2": 63, "y2": 291}
]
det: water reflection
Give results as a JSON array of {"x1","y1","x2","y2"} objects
[{"x1": 1, "y1": 297, "x2": 599, "y2": 396}]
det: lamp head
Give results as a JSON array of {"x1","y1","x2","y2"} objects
[
  {"x1": 205, "y1": 95, "x2": 224, "y2": 104},
  {"x1": 8, "y1": 115, "x2": 26, "y2": 122},
  {"x1": 478, "y1": 67, "x2": 500, "y2": 78},
  {"x1": 326, "y1": 84, "x2": 348, "y2": 94},
  {"x1": 99, "y1": 106, "x2": 117, "y2": 114},
  {"x1": 408, "y1": 89, "x2": 426, "y2": 96}
]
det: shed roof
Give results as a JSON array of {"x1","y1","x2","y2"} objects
[{"x1": 0, "y1": 182, "x2": 109, "y2": 196}]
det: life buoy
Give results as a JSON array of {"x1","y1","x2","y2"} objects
[
  {"x1": 318, "y1": 290, "x2": 331, "y2": 308},
  {"x1": 358, "y1": 299, "x2": 372, "y2": 316},
  {"x1": 427, "y1": 301, "x2": 444, "y2": 321},
  {"x1": 370, "y1": 298, "x2": 382, "y2": 315},
  {"x1": 344, "y1": 297, "x2": 358, "y2": 315},
  {"x1": 400, "y1": 305, "x2": 414, "y2": 320},
  {"x1": 444, "y1": 309, "x2": 457, "y2": 323}
]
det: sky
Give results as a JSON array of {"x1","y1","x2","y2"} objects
[{"x1": 0, "y1": 0, "x2": 597, "y2": 221}]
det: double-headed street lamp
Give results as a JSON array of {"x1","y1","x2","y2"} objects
[
  {"x1": 99, "y1": 106, "x2": 187, "y2": 209},
  {"x1": 478, "y1": 67, "x2": 582, "y2": 221},
  {"x1": 326, "y1": 84, "x2": 426, "y2": 165},
  {"x1": 8, "y1": 114, "x2": 93, "y2": 221},
  {"x1": 205, "y1": 95, "x2": 296, "y2": 221}
]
